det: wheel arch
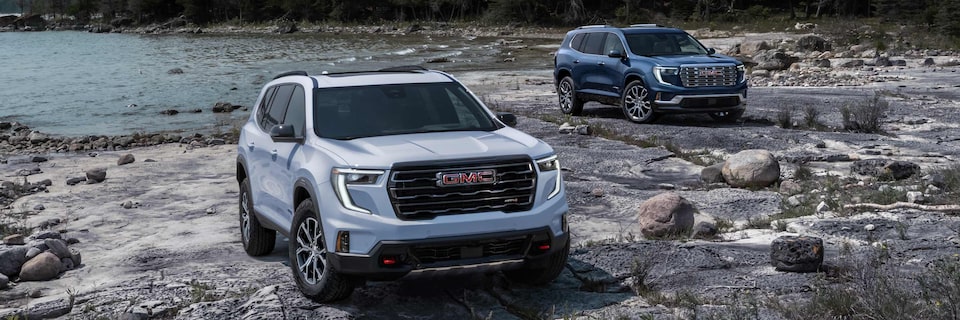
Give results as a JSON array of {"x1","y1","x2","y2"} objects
[{"x1": 236, "y1": 155, "x2": 248, "y2": 184}]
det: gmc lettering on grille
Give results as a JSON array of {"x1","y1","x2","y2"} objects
[{"x1": 437, "y1": 169, "x2": 496, "y2": 186}]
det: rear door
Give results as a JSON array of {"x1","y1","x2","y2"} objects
[{"x1": 251, "y1": 84, "x2": 294, "y2": 223}]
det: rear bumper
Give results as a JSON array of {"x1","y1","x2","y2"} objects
[{"x1": 327, "y1": 227, "x2": 569, "y2": 281}]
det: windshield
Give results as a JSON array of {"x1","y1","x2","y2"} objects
[
  {"x1": 313, "y1": 82, "x2": 499, "y2": 140},
  {"x1": 625, "y1": 33, "x2": 708, "y2": 56}
]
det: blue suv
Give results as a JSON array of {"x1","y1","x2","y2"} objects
[{"x1": 554, "y1": 24, "x2": 748, "y2": 123}]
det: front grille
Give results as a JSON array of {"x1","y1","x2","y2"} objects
[
  {"x1": 680, "y1": 65, "x2": 738, "y2": 87},
  {"x1": 411, "y1": 237, "x2": 527, "y2": 264},
  {"x1": 388, "y1": 156, "x2": 536, "y2": 219}
]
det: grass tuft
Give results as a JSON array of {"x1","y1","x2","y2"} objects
[{"x1": 842, "y1": 92, "x2": 889, "y2": 133}]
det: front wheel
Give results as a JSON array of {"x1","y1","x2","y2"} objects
[
  {"x1": 557, "y1": 76, "x2": 584, "y2": 115},
  {"x1": 504, "y1": 236, "x2": 570, "y2": 285},
  {"x1": 289, "y1": 200, "x2": 356, "y2": 302},
  {"x1": 708, "y1": 109, "x2": 744, "y2": 123},
  {"x1": 621, "y1": 80, "x2": 657, "y2": 123}
]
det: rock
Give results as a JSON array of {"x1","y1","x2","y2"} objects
[
  {"x1": 30, "y1": 156, "x2": 48, "y2": 163},
  {"x1": 739, "y1": 40, "x2": 772, "y2": 56},
  {"x1": 22, "y1": 297, "x2": 72, "y2": 319},
  {"x1": 28, "y1": 288, "x2": 43, "y2": 298},
  {"x1": 891, "y1": 59, "x2": 906, "y2": 66},
  {"x1": 0, "y1": 273, "x2": 7, "y2": 289},
  {"x1": 637, "y1": 193, "x2": 697, "y2": 238},
  {"x1": 71, "y1": 249, "x2": 82, "y2": 266},
  {"x1": 796, "y1": 35, "x2": 832, "y2": 52},
  {"x1": 206, "y1": 207, "x2": 216, "y2": 214},
  {"x1": 0, "y1": 246, "x2": 29, "y2": 277},
  {"x1": 38, "y1": 218, "x2": 60, "y2": 229},
  {"x1": 44, "y1": 239, "x2": 71, "y2": 259},
  {"x1": 60, "y1": 257, "x2": 74, "y2": 271},
  {"x1": 212, "y1": 102, "x2": 234, "y2": 113},
  {"x1": 160, "y1": 109, "x2": 179, "y2": 115},
  {"x1": 66, "y1": 238, "x2": 80, "y2": 245},
  {"x1": 119, "y1": 312, "x2": 149, "y2": 320},
  {"x1": 850, "y1": 159, "x2": 920, "y2": 180},
  {"x1": 770, "y1": 235, "x2": 824, "y2": 272},
  {"x1": 28, "y1": 131, "x2": 49, "y2": 144},
  {"x1": 779, "y1": 180, "x2": 802, "y2": 195},
  {"x1": 33, "y1": 204, "x2": 45, "y2": 211},
  {"x1": 590, "y1": 188, "x2": 604, "y2": 197},
  {"x1": 26, "y1": 247, "x2": 41, "y2": 259},
  {"x1": 426, "y1": 57, "x2": 451, "y2": 63},
  {"x1": 840, "y1": 59, "x2": 864, "y2": 68},
  {"x1": 558, "y1": 122, "x2": 576, "y2": 134},
  {"x1": 700, "y1": 163, "x2": 725, "y2": 184},
  {"x1": 657, "y1": 183, "x2": 676, "y2": 190},
  {"x1": 66, "y1": 176, "x2": 86, "y2": 185},
  {"x1": 906, "y1": 191, "x2": 924, "y2": 203},
  {"x1": 37, "y1": 179, "x2": 52, "y2": 186},
  {"x1": 923, "y1": 58, "x2": 936, "y2": 66},
  {"x1": 786, "y1": 194, "x2": 805, "y2": 207},
  {"x1": 3, "y1": 234, "x2": 25, "y2": 245},
  {"x1": 122, "y1": 200, "x2": 135, "y2": 209},
  {"x1": 19, "y1": 252, "x2": 62, "y2": 281},
  {"x1": 692, "y1": 221, "x2": 718, "y2": 239},
  {"x1": 875, "y1": 56, "x2": 892, "y2": 67},
  {"x1": 86, "y1": 168, "x2": 107, "y2": 183},
  {"x1": 406, "y1": 24, "x2": 423, "y2": 33},
  {"x1": 575, "y1": 125, "x2": 591, "y2": 135},
  {"x1": 721, "y1": 149, "x2": 780, "y2": 188},
  {"x1": 118, "y1": 153, "x2": 135, "y2": 165},
  {"x1": 32, "y1": 230, "x2": 61, "y2": 240},
  {"x1": 208, "y1": 138, "x2": 226, "y2": 145},
  {"x1": 865, "y1": 224, "x2": 876, "y2": 231},
  {"x1": 754, "y1": 50, "x2": 799, "y2": 71},
  {"x1": 276, "y1": 22, "x2": 297, "y2": 34},
  {"x1": 812, "y1": 59, "x2": 831, "y2": 68},
  {"x1": 816, "y1": 201, "x2": 830, "y2": 213},
  {"x1": 167, "y1": 68, "x2": 184, "y2": 74}
]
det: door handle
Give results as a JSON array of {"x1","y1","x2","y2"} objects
[
  {"x1": 597, "y1": 61, "x2": 605, "y2": 66},
  {"x1": 573, "y1": 59, "x2": 580, "y2": 64},
  {"x1": 247, "y1": 142, "x2": 255, "y2": 150},
  {"x1": 270, "y1": 149, "x2": 278, "y2": 156}
]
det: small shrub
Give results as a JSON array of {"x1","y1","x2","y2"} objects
[
  {"x1": 794, "y1": 164, "x2": 814, "y2": 181},
  {"x1": 714, "y1": 218, "x2": 735, "y2": 233},
  {"x1": 803, "y1": 105, "x2": 822, "y2": 129},
  {"x1": 863, "y1": 186, "x2": 907, "y2": 205},
  {"x1": 777, "y1": 107, "x2": 795, "y2": 129},
  {"x1": 842, "y1": 92, "x2": 889, "y2": 133}
]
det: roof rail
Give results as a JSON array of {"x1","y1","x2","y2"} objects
[
  {"x1": 629, "y1": 24, "x2": 665, "y2": 28},
  {"x1": 273, "y1": 70, "x2": 308, "y2": 79},
  {"x1": 378, "y1": 65, "x2": 428, "y2": 72},
  {"x1": 576, "y1": 24, "x2": 612, "y2": 29}
]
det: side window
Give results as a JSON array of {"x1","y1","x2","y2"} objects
[
  {"x1": 570, "y1": 33, "x2": 585, "y2": 52},
  {"x1": 283, "y1": 86, "x2": 306, "y2": 137},
  {"x1": 582, "y1": 32, "x2": 606, "y2": 55},
  {"x1": 255, "y1": 86, "x2": 278, "y2": 128},
  {"x1": 260, "y1": 84, "x2": 294, "y2": 130},
  {"x1": 602, "y1": 33, "x2": 625, "y2": 55}
]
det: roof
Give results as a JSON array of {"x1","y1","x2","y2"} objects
[
  {"x1": 570, "y1": 24, "x2": 684, "y2": 34},
  {"x1": 270, "y1": 67, "x2": 455, "y2": 89}
]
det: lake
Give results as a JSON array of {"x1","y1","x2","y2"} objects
[{"x1": 0, "y1": 30, "x2": 556, "y2": 136}]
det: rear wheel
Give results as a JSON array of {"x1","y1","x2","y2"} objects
[
  {"x1": 709, "y1": 109, "x2": 744, "y2": 123},
  {"x1": 289, "y1": 200, "x2": 355, "y2": 302},
  {"x1": 621, "y1": 80, "x2": 658, "y2": 123},
  {"x1": 239, "y1": 178, "x2": 275, "y2": 256},
  {"x1": 558, "y1": 76, "x2": 584, "y2": 115}
]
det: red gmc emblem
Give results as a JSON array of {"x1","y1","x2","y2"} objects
[{"x1": 437, "y1": 169, "x2": 497, "y2": 186}]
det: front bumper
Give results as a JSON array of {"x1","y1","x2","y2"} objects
[
  {"x1": 327, "y1": 227, "x2": 569, "y2": 281},
  {"x1": 648, "y1": 82, "x2": 748, "y2": 113}
]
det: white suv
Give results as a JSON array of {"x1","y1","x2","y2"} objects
[{"x1": 236, "y1": 66, "x2": 570, "y2": 302}]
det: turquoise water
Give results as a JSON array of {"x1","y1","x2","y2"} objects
[{"x1": 0, "y1": 31, "x2": 554, "y2": 136}]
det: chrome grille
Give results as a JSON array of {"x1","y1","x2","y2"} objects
[
  {"x1": 680, "y1": 65, "x2": 738, "y2": 87},
  {"x1": 389, "y1": 156, "x2": 536, "y2": 219}
]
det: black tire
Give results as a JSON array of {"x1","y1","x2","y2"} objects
[
  {"x1": 621, "y1": 80, "x2": 658, "y2": 123},
  {"x1": 239, "y1": 178, "x2": 276, "y2": 256},
  {"x1": 289, "y1": 200, "x2": 355, "y2": 302},
  {"x1": 708, "y1": 109, "x2": 744, "y2": 123},
  {"x1": 505, "y1": 236, "x2": 570, "y2": 285},
  {"x1": 557, "y1": 76, "x2": 584, "y2": 116}
]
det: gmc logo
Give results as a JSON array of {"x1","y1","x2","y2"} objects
[
  {"x1": 437, "y1": 169, "x2": 496, "y2": 187},
  {"x1": 700, "y1": 70, "x2": 723, "y2": 76}
]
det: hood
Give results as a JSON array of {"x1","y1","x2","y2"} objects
[
  {"x1": 315, "y1": 128, "x2": 553, "y2": 168},
  {"x1": 645, "y1": 54, "x2": 741, "y2": 66}
]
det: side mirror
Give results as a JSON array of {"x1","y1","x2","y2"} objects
[
  {"x1": 270, "y1": 124, "x2": 302, "y2": 143},
  {"x1": 497, "y1": 113, "x2": 517, "y2": 127},
  {"x1": 707, "y1": 48, "x2": 717, "y2": 55},
  {"x1": 608, "y1": 49, "x2": 624, "y2": 58}
]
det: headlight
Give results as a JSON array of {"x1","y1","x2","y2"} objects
[
  {"x1": 332, "y1": 168, "x2": 383, "y2": 214},
  {"x1": 536, "y1": 155, "x2": 563, "y2": 199},
  {"x1": 737, "y1": 64, "x2": 746, "y2": 83},
  {"x1": 654, "y1": 66, "x2": 679, "y2": 86}
]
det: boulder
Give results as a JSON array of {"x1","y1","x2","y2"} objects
[
  {"x1": 86, "y1": 168, "x2": 107, "y2": 183},
  {"x1": 3, "y1": 234, "x2": 25, "y2": 245},
  {"x1": 70, "y1": 249, "x2": 82, "y2": 266},
  {"x1": 0, "y1": 246, "x2": 29, "y2": 277},
  {"x1": 28, "y1": 131, "x2": 49, "y2": 144},
  {"x1": 160, "y1": 109, "x2": 179, "y2": 116},
  {"x1": 637, "y1": 193, "x2": 697, "y2": 238},
  {"x1": 31, "y1": 156, "x2": 48, "y2": 163},
  {"x1": 721, "y1": 149, "x2": 781, "y2": 188},
  {"x1": 276, "y1": 22, "x2": 297, "y2": 34},
  {"x1": 32, "y1": 230, "x2": 61, "y2": 240},
  {"x1": 118, "y1": 153, "x2": 135, "y2": 165},
  {"x1": 167, "y1": 68, "x2": 184, "y2": 74},
  {"x1": 923, "y1": 58, "x2": 936, "y2": 66},
  {"x1": 211, "y1": 102, "x2": 234, "y2": 113},
  {"x1": 779, "y1": 180, "x2": 802, "y2": 195},
  {"x1": 44, "y1": 239, "x2": 71, "y2": 260},
  {"x1": 753, "y1": 50, "x2": 798, "y2": 71},
  {"x1": 700, "y1": 163, "x2": 725, "y2": 184},
  {"x1": 0, "y1": 273, "x2": 7, "y2": 289},
  {"x1": 840, "y1": 59, "x2": 864, "y2": 68},
  {"x1": 850, "y1": 159, "x2": 920, "y2": 180},
  {"x1": 812, "y1": 59, "x2": 831, "y2": 68},
  {"x1": 66, "y1": 177, "x2": 87, "y2": 185},
  {"x1": 19, "y1": 252, "x2": 62, "y2": 281},
  {"x1": 770, "y1": 235, "x2": 824, "y2": 272},
  {"x1": 796, "y1": 35, "x2": 831, "y2": 52},
  {"x1": 692, "y1": 221, "x2": 718, "y2": 239},
  {"x1": 875, "y1": 56, "x2": 892, "y2": 67},
  {"x1": 739, "y1": 40, "x2": 772, "y2": 56}
]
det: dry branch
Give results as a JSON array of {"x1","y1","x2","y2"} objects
[{"x1": 844, "y1": 202, "x2": 960, "y2": 213}]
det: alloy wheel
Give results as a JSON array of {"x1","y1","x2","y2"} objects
[{"x1": 295, "y1": 217, "x2": 327, "y2": 285}]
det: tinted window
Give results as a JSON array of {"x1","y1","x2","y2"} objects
[
  {"x1": 283, "y1": 86, "x2": 306, "y2": 137},
  {"x1": 625, "y1": 33, "x2": 708, "y2": 56},
  {"x1": 255, "y1": 86, "x2": 278, "y2": 128},
  {"x1": 582, "y1": 32, "x2": 606, "y2": 55},
  {"x1": 313, "y1": 82, "x2": 497, "y2": 140},
  {"x1": 602, "y1": 33, "x2": 625, "y2": 55},
  {"x1": 261, "y1": 85, "x2": 294, "y2": 130},
  {"x1": 570, "y1": 33, "x2": 585, "y2": 51}
]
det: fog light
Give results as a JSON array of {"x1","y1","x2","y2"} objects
[
  {"x1": 538, "y1": 244, "x2": 551, "y2": 251},
  {"x1": 336, "y1": 231, "x2": 350, "y2": 253},
  {"x1": 381, "y1": 256, "x2": 398, "y2": 266}
]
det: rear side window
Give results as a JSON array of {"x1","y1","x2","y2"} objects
[
  {"x1": 569, "y1": 33, "x2": 585, "y2": 51},
  {"x1": 255, "y1": 86, "x2": 278, "y2": 127},
  {"x1": 582, "y1": 32, "x2": 607, "y2": 55}
]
